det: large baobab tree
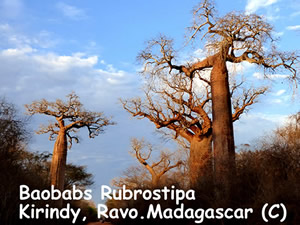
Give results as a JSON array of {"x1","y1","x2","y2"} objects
[
  {"x1": 122, "y1": 57, "x2": 267, "y2": 189},
  {"x1": 134, "y1": 0, "x2": 299, "y2": 198},
  {"x1": 130, "y1": 138, "x2": 182, "y2": 188},
  {"x1": 25, "y1": 93, "x2": 114, "y2": 201}
]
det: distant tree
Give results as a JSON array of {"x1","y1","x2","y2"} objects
[
  {"x1": 0, "y1": 98, "x2": 28, "y2": 156},
  {"x1": 135, "y1": 0, "x2": 299, "y2": 198},
  {"x1": 130, "y1": 138, "x2": 182, "y2": 188},
  {"x1": 64, "y1": 163, "x2": 94, "y2": 189},
  {"x1": 112, "y1": 165, "x2": 150, "y2": 189},
  {"x1": 112, "y1": 145, "x2": 188, "y2": 190},
  {"x1": 25, "y1": 92, "x2": 114, "y2": 205},
  {"x1": 273, "y1": 112, "x2": 300, "y2": 148},
  {"x1": 0, "y1": 99, "x2": 29, "y2": 225}
]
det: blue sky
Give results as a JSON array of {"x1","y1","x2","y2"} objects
[{"x1": 0, "y1": 0, "x2": 299, "y2": 204}]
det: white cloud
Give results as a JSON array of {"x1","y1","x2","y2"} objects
[
  {"x1": 245, "y1": 0, "x2": 278, "y2": 13},
  {"x1": 273, "y1": 31, "x2": 284, "y2": 37},
  {"x1": 253, "y1": 72, "x2": 289, "y2": 80},
  {"x1": 0, "y1": 23, "x2": 58, "y2": 49},
  {"x1": 286, "y1": 25, "x2": 300, "y2": 31},
  {"x1": 0, "y1": 45, "x2": 138, "y2": 111},
  {"x1": 255, "y1": 113, "x2": 288, "y2": 124},
  {"x1": 227, "y1": 61, "x2": 254, "y2": 76},
  {"x1": 273, "y1": 89, "x2": 286, "y2": 96},
  {"x1": 265, "y1": 14, "x2": 280, "y2": 21},
  {"x1": 193, "y1": 49, "x2": 207, "y2": 60},
  {"x1": 33, "y1": 53, "x2": 98, "y2": 72},
  {"x1": 2, "y1": 46, "x2": 35, "y2": 56},
  {"x1": 56, "y1": 2, "x2": 87, "y2": 20},
  {"x1": 107, "y1": 78, "x2": 120, "y2": 84},
  {"x1": 0, "y1": 23, "x2": 139, "y2": 111},
  {"x1": 234, "y1": 112, "x2": 288, "y2": 145}
]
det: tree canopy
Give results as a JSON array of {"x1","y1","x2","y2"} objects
[{"x1": 25, "y1": 92, "x2": 114, "y2": 148}]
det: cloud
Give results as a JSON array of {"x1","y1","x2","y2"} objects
[
  {"x1": 227, "y1": 61, "x2": 254, "y2": 76},
  {"x1": 0, "y1": 22, "x2": 139, "y2": 113},
  {"x1": 253, "y1": 72, "x2": 289, "y2": 80},
  {"x1": 56, "y1": 2, "x2": 87, "y2": 20},
  {"x1": 193, "y1": 49, "x2": 207, "y2": 60},
  {"x1": 245, "y1": 0, "x2": 278, "y2": 13},
  {"x1": 0, "y1": 23, "x2": 58, "y2": 49},
  {"x1": 33, "y1": 53, "x2": 98, "y2": 72},
  {"x1": 234, "y1": 113, "x2": 288, "y2": 145},
  {"x1": 273, "y1": 31, "x2": 284, "y2": 37},
  {"x1": 286, "y1": 25, "x2": 300, "y2": 31},
  {"x1": 265, "y1": 13, "x2": 280, "y2": 21},
  {"x1": 2, "y1": 46, "x2": 35, "y2": 56},
  {"x1": 0, "y1": 45, "x2": 138, "y2": 113},
  {"x1": 273, "y1": 89, "x2": 286, "y2": 96}
]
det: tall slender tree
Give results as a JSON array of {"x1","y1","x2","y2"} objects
[{"x1": 25, "y1": 92, "x2": 114, "y2": 206}]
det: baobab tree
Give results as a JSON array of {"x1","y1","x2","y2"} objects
[
  {"x1": 135, "y1": 0, "x2": 299, "y2": 198},
  {"x1": 122, "y1": 59, "x2": 267, "y2": 188},
  {"x1": 25, "y1": 92, "x2": 114, "y2": 202},
  {"x1": 130, "y1": 138, "x2": 182, "y2": 188}
]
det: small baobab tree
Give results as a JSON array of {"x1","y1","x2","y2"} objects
[
  {"x1": 130, "y1": 138, "x2": 182, "y2": 188},
  {"x1": 25, "y1": 92, "x2": 114, "y2": 199}
]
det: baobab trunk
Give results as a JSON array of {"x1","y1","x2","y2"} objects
[
  {"x1": 151, "y1": 176, "x2": 159, "y2": 188},
  {"x1": 211, "y1": 54, "x2": 236, "y2": 202},
  {"x1": 50, "y1": 128, "x2": 67, "y2": 207},
  {"x1": 189, "y1": 134, "x2": 213, "y2": 190}
]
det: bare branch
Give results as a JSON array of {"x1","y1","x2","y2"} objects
[
  {"x1": 36, "y1": 123, "x2": 59, "y2": 140},
  {"x1": 188, "y1": 0, "x2": 216, "y2": 43},
  {"x1": 130, "y1": 138, "x2": 182, "y2": 187},
  {"x1": 232, "y1": 86, "x2": 268, "y2": 121}
]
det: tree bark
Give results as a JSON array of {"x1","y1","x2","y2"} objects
[
  {"x1": 152, "y1": 176, "x2": 159, "y2": 188},
  {"x1": 50, "y1": 128, "x2": 67, "y2": 206},
  {"x1": 211, "y1": 54, "x2": 236, "y2": 202},
  {"x1": 189, "y1": 134, "x2": 213, "y2": 189}
]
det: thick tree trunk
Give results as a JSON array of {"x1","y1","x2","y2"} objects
[
  {"x1": 211, "y1": 55, "x2": 236, "y2": 202},
  {"x1": 189, "y1": 135, "x2": 213, "y2": 190},
  {"x1": 50, "y1": 128, "x2": 67, "y2": 206},
  {"x1": 151, "y1": 176, "x2": 159, "y2": 188}
]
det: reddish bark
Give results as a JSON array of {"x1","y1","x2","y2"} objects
[
  {"x1": 211, "y1": 54, "x2": 236, "y2": 200},
  {"x1": 50, "y1": 130, "x2": 67, "y2": 192},
  {"x1": 189, "y1": 134, "x2": 213, "y2": 189}
]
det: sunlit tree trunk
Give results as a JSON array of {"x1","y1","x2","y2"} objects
[
  {"x1": 151, "y1": 176, "x2": 159, "y2": 188},
  {"x1": 50, "y1": 123, "x2": 67, "y2": 207},
  {"x1": 211, "y1": 53, "x2": 236, "y2": 202},
  {"x1": 50, "y1": 130, "x2": 67, "y2": 190},
  {"x1": 189, "y1": 134, "x2": 213, "y2": 189}
]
